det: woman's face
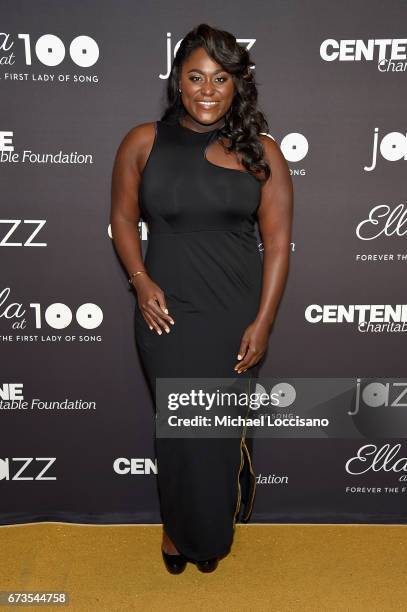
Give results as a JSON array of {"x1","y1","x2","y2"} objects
[{"x1": 179, "y1": 47, "x2": 235, "y2": 126}]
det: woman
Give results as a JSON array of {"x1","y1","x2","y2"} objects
[{"x1": 110, "y1": 23, "x2": 293, "y2": 574}]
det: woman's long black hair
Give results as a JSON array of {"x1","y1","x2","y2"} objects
[{"x1": 160, "y1": 23, "x2": 271, "y2": 182}]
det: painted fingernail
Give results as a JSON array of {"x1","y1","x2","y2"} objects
[
  {"x1": 157, "y1": 329, "x2": 162, "y2": 335},
  {"x1": 165, "y1": 327, "x2": 170, "y2": 333},
  {"x1": 164, "y1": 308, "x2": 169, "y2": 314},
  {"x1": 237, "y1": 354, "x2": 242, "y2": 359},
  {"x1": 149, "y1": 326, "x2": 153, "y2": 330},
  {"x1": 170, "y1": 320, "x2": 175, "y2": 325}
]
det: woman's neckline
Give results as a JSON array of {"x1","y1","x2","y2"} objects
[{"x1": 177, "y1": 117, "x2": 224, "y2": 135}]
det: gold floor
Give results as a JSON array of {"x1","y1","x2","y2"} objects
[{"x1": 0, "y1": 523, "x2": 405, "y2": 611}]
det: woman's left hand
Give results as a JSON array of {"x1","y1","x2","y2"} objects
[{"x1": 234, "y1": 319, "x2": 271, "y2": 374}]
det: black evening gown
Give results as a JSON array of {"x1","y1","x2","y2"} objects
[{"x1": 135, "y1": 117, "x2": 263, "y2": 562}]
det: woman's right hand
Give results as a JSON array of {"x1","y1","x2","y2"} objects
[{"x1": 132, "y1": 273, "x2": 175, "y2": 334}]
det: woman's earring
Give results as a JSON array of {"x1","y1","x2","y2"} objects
[{"x1": 178, "y1": 88, "x2": 181, "y2": 93}]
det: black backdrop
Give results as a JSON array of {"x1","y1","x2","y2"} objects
[{"x1": 1, "y1": 1, "x2": 407, "y2": 525}]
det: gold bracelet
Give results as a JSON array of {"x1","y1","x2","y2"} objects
[{"x1": 128, "y1": 270, "x2": 147, "y2": 284}]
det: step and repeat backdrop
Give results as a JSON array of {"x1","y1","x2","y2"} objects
[{"x1": 1, "y1": 0, "x2": 406, "y2": 525}]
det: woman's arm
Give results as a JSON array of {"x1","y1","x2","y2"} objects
[
  {"x1": 110, "y1": 124, "x2": 150, "y2": 280},
  {"x1": 110, "y1": 124, "x2": 175, "y2": 334},
  {"x1": 235, "y1": 135, "x2": 294, "y2": 373},
  {"x1": 255, "y1": 134, "x2": 294, "y2": 328}
]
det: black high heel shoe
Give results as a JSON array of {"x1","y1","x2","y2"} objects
[
  {"x1": 161, "y1": 548, "x2": 188, "y2": 574},
  {"x1": 196, "y1": 557, "x2": 219, "y2": 573}
]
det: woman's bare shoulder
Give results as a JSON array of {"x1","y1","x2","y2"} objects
[
  {"x1": 114, "y1": 121, "x2": 157, "y2": 170},
  {"x1": 258, "y1": 133, "x2": 282, "y2": 158},
  {"x1": 258, "y1": 132, "x2": 291, "y2": 177},
  {"x1": 123, "y1": 121, "x2": 156, "y2": 143}
]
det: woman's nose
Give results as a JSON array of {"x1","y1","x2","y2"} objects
[{"x1": 200, "y1": 81, "x2": 216, "y2": 95}]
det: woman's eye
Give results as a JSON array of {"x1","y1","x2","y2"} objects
[{"x1": 189, "y1": 75, "x2": 228, "y2": 83}]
